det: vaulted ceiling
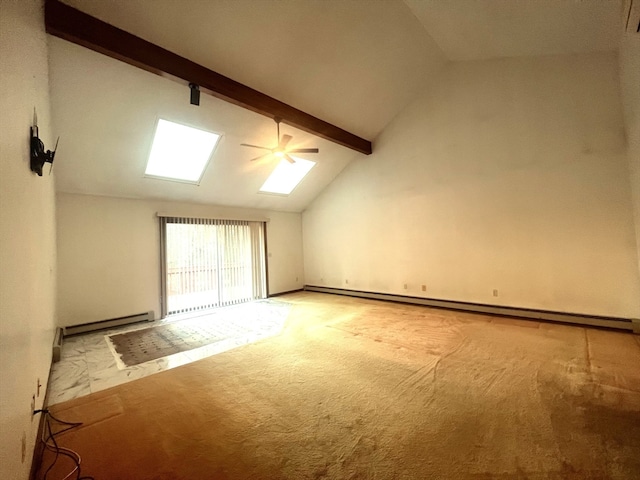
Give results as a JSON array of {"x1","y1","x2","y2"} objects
[
  {"x1": 49, "y1": 0, "x2": 623, "y2": 212},
  {"x1": 405, "y1": 0, "x2": 622, "y2": 61}
]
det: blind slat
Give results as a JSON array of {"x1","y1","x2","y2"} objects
[{"x1": 162, "y1": 217, "x2": 265, "y2": 315}]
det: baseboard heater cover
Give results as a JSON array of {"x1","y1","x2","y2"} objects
[
  {"x1": 63, "y1": 311, "x2": 155, "y2": 336},
  {"x1": 268, "y1": 288, "x2": 305, "y2": 298},
  {"x1": 52, "y1": 327, "x2": 63, "y2": 363},
  {"x1": 304, "y1": 286, "x2": 636, "y2": 333}
]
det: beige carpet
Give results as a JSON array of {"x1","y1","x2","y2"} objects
[{"x1": 42, "y1": 292, "x2": 640, "y2": 479}]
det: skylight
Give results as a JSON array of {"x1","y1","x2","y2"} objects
[
  {"x1": 259, "y1": 157, "x2": 316, "y2": 195},
  {"x1": 145, "y1": 119, "x2": 220, "y2": 183}
]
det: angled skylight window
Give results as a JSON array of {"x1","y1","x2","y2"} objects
[
  {"x1": 259, "y1": 157, "x2": 315, "y2": 195},
  {"x1": 145, "y1": 119, "x2": 220, "y2": 183}
]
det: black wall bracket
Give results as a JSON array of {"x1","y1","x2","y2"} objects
[{"x1": 30, "y1": 124, "x2": 58, "y2": 177}]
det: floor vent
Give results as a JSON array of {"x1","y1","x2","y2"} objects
[
  {"x1": 305, "y1": 286, "x2": 636, "y2": 333},
  {"x1": 63, "y1": 311, "x2": 155, "y2": 337}
]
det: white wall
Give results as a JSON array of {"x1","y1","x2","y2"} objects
[
  {"x1": 0, "y1": 0, "x2": 57, "y2": 478},
  {"x1": 56, "y1": 193, "x2": 304, "y2": 327},
  {"x1": 303, "y1": 52, "x2": 640, "y2": 319},
  {"x1": 619, "y1": 31, "x2": 640, "y2": 282}
]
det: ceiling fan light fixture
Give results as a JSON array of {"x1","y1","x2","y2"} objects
[{"x1": 240, "y1": 118, "x2": 319, "y2": 164}]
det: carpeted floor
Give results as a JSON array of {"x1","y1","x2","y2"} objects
[{"x1": 40, "y1": 292, "x2": 640, "y2": 479}]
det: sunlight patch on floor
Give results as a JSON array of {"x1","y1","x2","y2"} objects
[{"x1": 47, "y1": 300, "x2": 290, "y2": 405}]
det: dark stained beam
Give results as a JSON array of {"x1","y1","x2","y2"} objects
[{"x1": 44, "y1": 0, "x2": 372, "y2": 155}]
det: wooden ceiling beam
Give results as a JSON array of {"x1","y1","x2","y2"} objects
[{"x1": 44, "y1": 0, "x2": 372, "y2": 155}]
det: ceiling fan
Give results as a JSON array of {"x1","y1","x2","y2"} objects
[{"x1": 241, "y1": 118, "x2": 319, "y2": 163}]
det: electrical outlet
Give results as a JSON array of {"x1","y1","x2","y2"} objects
[
  {"x1": 493, "y1": 289, "x2": 499, "y2": 297},
  {"x1": 421, "y1": 285, "x2": 426, "y2": 292},
  {"x1": 403, "y1": 284, "x2": 408, "y2": 290},
  {"x1": 320, "y1": 277, "x2": 323, "y2": 283},
  {"x1": 345, "y1": 279, "x2": 348, "y2": 284},
  {"x1": 295, "y1": 276, "x2": 298, "y2": 282}
]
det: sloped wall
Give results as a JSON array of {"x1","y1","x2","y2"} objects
[
  {"x1": 303, "y1": 52, "x2": 640, "y2": 318},
  {"x1": 0, "y1": 0, "x2": 57, "y2": 477}
]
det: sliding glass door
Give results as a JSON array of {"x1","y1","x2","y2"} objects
[{"x1": 159, "y1": 217, "x2": 266, "y2": 317}]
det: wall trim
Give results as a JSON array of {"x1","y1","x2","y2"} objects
[
  {"x1": 269, "y1": 288, "x2": 304, "y2": 298},
  {"x1": 304, "y1": 286, "x2": 636, "y2": 332}
]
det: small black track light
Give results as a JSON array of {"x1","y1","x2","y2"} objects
[{"x1": 189, "y1": 83, "x2": 200, "y2": 106}]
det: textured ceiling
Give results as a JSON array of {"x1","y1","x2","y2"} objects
[
  {"x1": 50, "y1": 39, "x2": 356, "y2": 212},
  {"x1": 404, "y1": 0, "x2": 622, "y2": 61},
  {"x1": 50, "y1": 0, "x2": 445, "y2": 211},
  {"x1": 58, "y1": 0, "x2": 444, "y2": 140},
  {"x1": 50, "y1": 0, "x2": 624, "y2": 212}
]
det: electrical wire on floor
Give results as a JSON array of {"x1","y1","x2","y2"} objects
[{"x1": 34, "y1": 409, "x2": 95, "y2": 480}]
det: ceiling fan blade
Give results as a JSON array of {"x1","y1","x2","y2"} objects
[
  {"x1": 284, "y1": 154, "x2": 296, "y2": 164},
  {"x1": 250, "y1": 152, "x2": 272, "y2": 162},
  {"x1": 278, "y1": 134, "x2": 292, "y2": 150},
  {"x1": 240, "y1": 143, "x2": 271, "y2": 151},
  {"x1": 288, "y1": 148, "x2": 319, "y2": 154}
]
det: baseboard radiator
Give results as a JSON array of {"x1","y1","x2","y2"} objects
[
  {"x1": 304, "y1": 286, "x2": 639, "y2": 333},
  {"x1": 63, "y1": 311, "x2": 155, "y2": 336},
  {"x1": 52, "y1": 327, "x2": 63, "y2": 363}
]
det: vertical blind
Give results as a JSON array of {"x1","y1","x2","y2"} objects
[{"x1": 159, "y1": 216, "x2": 267, "y2": 317}]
